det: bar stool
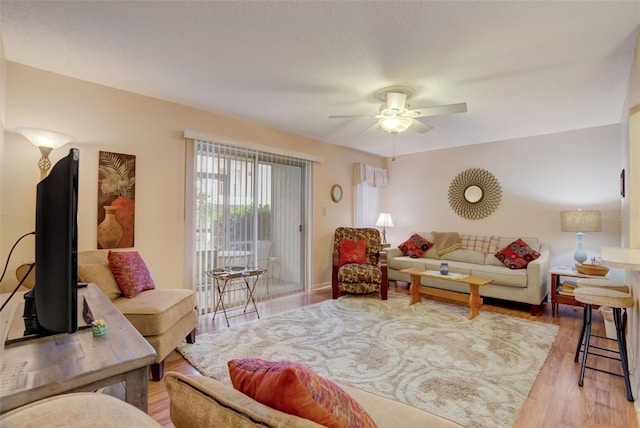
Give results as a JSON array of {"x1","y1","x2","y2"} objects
[
  {"x1": 573, "y1": 279, "x2": 630, "y2": 362},
  {"x1": 573, "y1": 286, "x2": 634, "y2": 402}
]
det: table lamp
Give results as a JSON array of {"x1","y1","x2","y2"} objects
[
  {"x1": 560, "y1": 210, "x2": 601, "y2": 264},
  {"x1": 375, "y1": 213, "x2": 394, "y2": 244}
]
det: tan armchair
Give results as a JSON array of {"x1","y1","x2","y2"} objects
[{"x1": 332, "y1": 227, "x2": 388, "y2": 300}]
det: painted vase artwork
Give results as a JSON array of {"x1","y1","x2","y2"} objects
[{"x1": 97, "y1": 151, "x2": 136, "y2": 249}]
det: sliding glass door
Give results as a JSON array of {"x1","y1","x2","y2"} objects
[{"x1": 192, "y1": 140, "x2": 307, "y2": 314}]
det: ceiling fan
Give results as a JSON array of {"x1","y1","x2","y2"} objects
[{"x1": 329, "y1": 86, "x2": 467, "y2": 134}]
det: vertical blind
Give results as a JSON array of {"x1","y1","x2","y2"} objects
[{"x1": 193, "y1": 140, "x2": 307, "y2": 314}]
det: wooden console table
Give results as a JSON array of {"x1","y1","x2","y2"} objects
[
  {"x1": 400, "y1": 267, "x2": 493, "y2": 320},
  {"x1": 0, "y1": 284, "x2": 157, "y2": 414}
]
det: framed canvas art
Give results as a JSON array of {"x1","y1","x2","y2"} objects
[{"x1": 97, "y1": 151, "x2": 136, "y2": 249}]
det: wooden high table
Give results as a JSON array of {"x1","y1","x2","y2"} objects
[
  {"x1": 0, "y1": 284, "x2": 157, "y2": 414},
  {"x1": 400, "y1": 267, "x2": 493, "y2": 320}
]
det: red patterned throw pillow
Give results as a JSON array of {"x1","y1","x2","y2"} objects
[
  {"x1": 339, "y1": 239, "x2": 367, "y2": 265},
  {"x1": 228, "y1": 358, "x2": 377, "y2": 428},
  {"x1": 107, "y1": 251, "x2": 155, "y2": 298},
  {"x1": 495, "y1": 239, "x2": 541, "y2": 269},
  {"x1": 398, "y1": 233, "x2": 433, "y2": 258}
]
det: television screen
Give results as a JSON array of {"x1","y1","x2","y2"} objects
[{"x1": 22, "y1": 148, "x2": 79, "y2": 336}]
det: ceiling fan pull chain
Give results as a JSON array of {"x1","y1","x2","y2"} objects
[{"x1": 392, "y1": 133, "x2": 396, "y2": 162}]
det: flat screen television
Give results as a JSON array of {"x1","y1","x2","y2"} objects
[{"x1": 21, "y1": 148, "x2": 80, "y2": 338}]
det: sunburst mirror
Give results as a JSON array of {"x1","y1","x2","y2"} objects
[{"x1": 448, "y1": 168, "x2": 501, "y2": 220}]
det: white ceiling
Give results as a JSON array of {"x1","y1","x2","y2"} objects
[{"x1": 1, "y1": 1, "x2": 639, "y2": 158}]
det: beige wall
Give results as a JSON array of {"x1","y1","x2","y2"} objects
[
  {"x1": 385, "y1": 124, "x2": 625, "y2": 277},
  {"x1": 0, "y1": 37, "x2": 6, "y2": 277},
  {"x1": 627, "y1": 32, "x2": 640, "y2": 249},
  {"x1": 0, "y1": 62, "x2": 384, "y2": 292}
]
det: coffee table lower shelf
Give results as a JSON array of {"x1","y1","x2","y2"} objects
[{"x1": 400, "y1": 267, "x2": 493, "y2": 320}]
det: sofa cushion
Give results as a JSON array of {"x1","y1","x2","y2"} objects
[
  {"x1": 228, "y1": 358, "x2": 377, "y2": 428},
  {"x1": 398, "y1": 233, "x2": 433, "y2": 258},
  {"x1": 387, "y1": 256, "x2": 429, "y2": 272},
  {"x1": 77, "y1": 263, "x2": 122, "y2": 300},
  {"x1": 495, "y1": 239, "x2": 541, "y2": 270},
  {"x1": 339, "y1": 239, "x2": 367, "y2": 265},
  {"x1": 108, "y1": 250, "x2": 156, "y2": 298},
  {"x1": 431, "y1": 231, "x2": 462, "y2": 256},
  {"x1": 471, "y1": 265, "x2": 528, "y2": 288},
  {"x1": 114, "y1": 288, "x2": 195, "y2": 336},
  {"x1": 440, "y1": 248, "x2": 486, "y2": 265}
]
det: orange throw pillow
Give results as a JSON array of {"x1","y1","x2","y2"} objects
[
  {"x1": 339, "y1": 239, "x2": 367, "y2": 265},
  {"x1": 228, "y1": 358, "x2": 377, "y2": 428}
]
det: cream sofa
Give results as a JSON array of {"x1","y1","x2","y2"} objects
[
  {"x1": 76, "y1": 250, "x2": 197, "y2": 381},
  {"x1": 165, "y1": 372, "x2": 463, "y2": 428},
  {"x1": 387, "y1": 233, "x2": 550, "y2": 314}
]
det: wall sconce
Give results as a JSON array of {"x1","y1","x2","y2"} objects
[
  {"x1": 13, "y1": 127, "x2": 76, "y2": 180},
  {"x1": 560, "y1": 209, "x2": 601, "y2": 264},
  {"x1": 375, "y1": 213, "x2": 394, "y2": 244}
]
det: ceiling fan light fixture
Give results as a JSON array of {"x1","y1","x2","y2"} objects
[{"x1": 378, "y1": 116, "x2": 412, "y2": 134}]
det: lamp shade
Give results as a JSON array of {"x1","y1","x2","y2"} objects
[
  {"x1": 375, "y1": 213, "x2": 394, "y2": 228},
  {"x1": 13, "y1": 127, "x2": 75, "y2": 149},
  {"x1": 560, "y1": 210, "x2": 601, "y2": 233},
  {"x1": 378, "y1": 117, "x2": 412, "y2": 134}
]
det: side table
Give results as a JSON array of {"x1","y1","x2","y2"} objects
[
  {"x1": 206, "y1": 267, "x2": 266, "y2": 327},
  {"x1": 550, "y1": 266, "x2": 609, "y2": 316}
]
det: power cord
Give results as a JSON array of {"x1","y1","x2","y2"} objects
[{"x1": 0, "y1": 231, "x2": 36, "y2": 313}]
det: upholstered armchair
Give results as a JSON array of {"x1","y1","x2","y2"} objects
[{"x1": 332, "y1": 227, "x2": 388, "y2": 300}]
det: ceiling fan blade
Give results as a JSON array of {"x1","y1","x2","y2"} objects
[
  {"x1": 328, "y1": 114, "x2": 379, "y2": 119},
  {"x1": 410, "y1": 119, "x2": 434, "y2": 134},
  {"x1": 386, "y1": 92, "x2": 407, "y2": 111},
  {"x1": 407, "y1": 102, "x2": 467, "y2": 118}
]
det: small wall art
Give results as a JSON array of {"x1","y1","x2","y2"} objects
[{"x1": 97, "y1": 151, "x2": 136, "y2": 249}]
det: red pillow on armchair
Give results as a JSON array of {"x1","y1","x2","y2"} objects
[{"x1": 339, "y1": 239, "x2": 367, "y2": 265}]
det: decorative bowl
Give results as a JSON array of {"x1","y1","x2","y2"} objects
[{"x1": 575, "y1": 264, "x2": 609, "y2": 276}]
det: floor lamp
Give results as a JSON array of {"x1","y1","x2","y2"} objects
[{"x1": 560, "y1": 210, "x2": 601, "y2": 264}]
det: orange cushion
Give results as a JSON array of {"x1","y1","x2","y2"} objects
[
  {"x1": 339, "y1": 239, "x2": 367, "y2": 265},
  {"x1": 228, "y1": 358, "x2": 377, "y2": 428},
  {"x1": 107, "y1": 251, "x2": 155, "y2": 298}
]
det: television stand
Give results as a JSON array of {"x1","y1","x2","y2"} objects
[{"x1": 0, "y1": 284, "x2": 156, "y2": 414}]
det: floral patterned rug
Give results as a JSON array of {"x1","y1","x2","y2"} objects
[{"x1": 177, "y1": 294, "x2": 558, "y2": 428}]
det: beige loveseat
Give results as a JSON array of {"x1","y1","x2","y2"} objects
[
  {"x1": 387, "y1": 233, "x2": 549, "y2": 314},
  {"x1": 76, "y1": 250, "x2": 197, "y2": 381},
  {"x1": 165, "y1": 372, "x2": 463, "y2": 428}
]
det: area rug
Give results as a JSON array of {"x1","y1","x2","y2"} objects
[{"x1": 177, "y1": 294, "x2": 559, "y2": 428}]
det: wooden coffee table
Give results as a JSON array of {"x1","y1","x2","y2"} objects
[
  {"x1": 400, "y1": 267, "x2": 493, "y2": 320},
  {"x1": 0, "y1": 284, "x2": 157, "y2": 413}
]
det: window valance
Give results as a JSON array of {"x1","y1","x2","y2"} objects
[{"x1": 353, "y1": 163, "x2": 388, "y2": 188}]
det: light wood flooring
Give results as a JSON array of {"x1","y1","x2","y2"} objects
[{"x1": 148, "y1": 284, "x2": 639, "y2": 428}]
